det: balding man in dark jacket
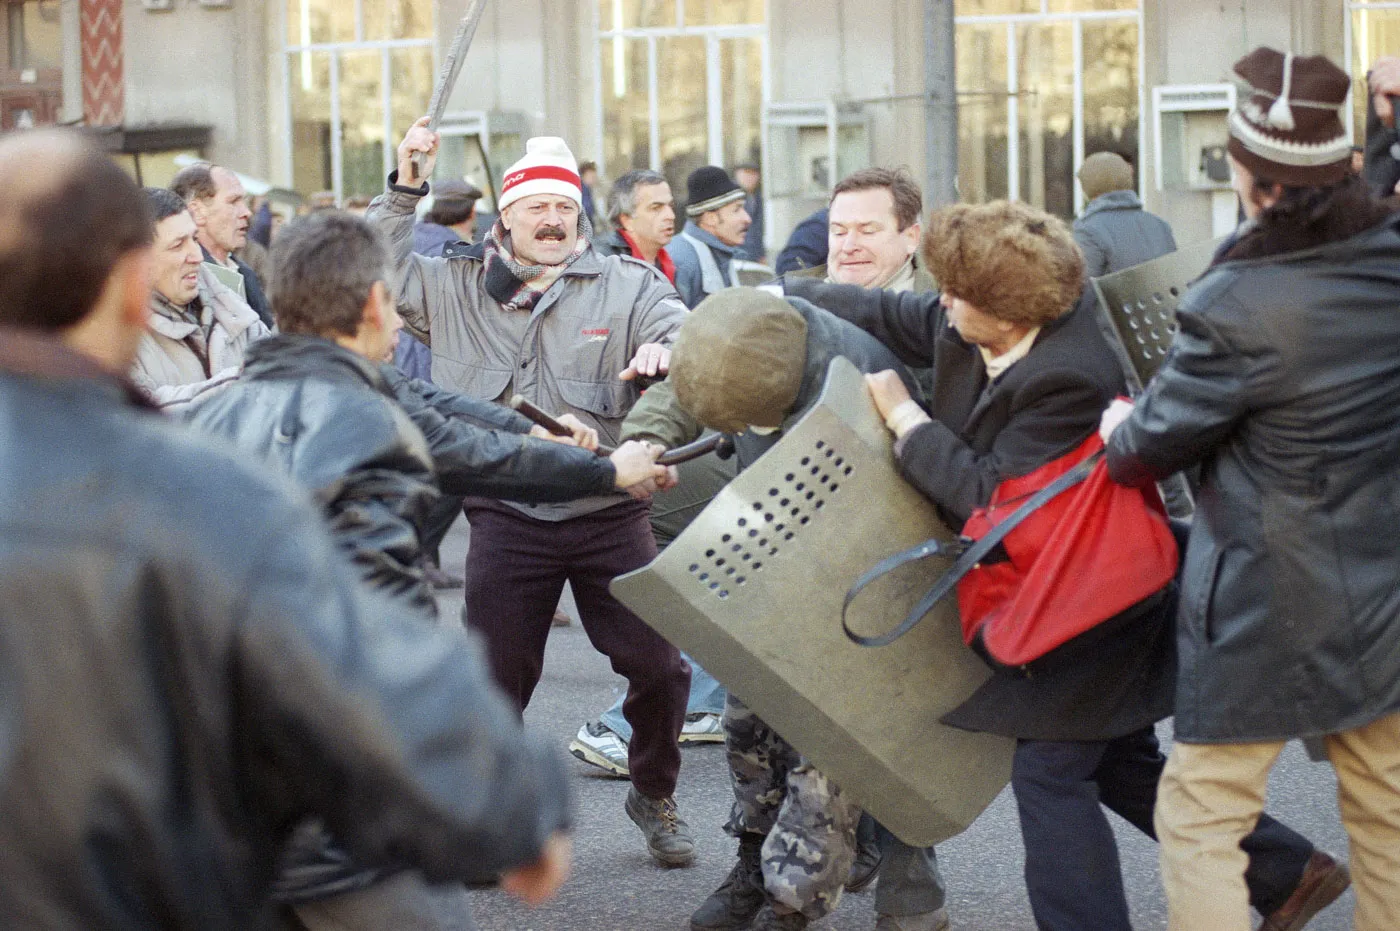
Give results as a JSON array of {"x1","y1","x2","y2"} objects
[{"x1": 0, "y1": 130, "x2": 571, "y2": 930}]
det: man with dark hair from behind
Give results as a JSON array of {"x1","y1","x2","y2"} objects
[
  {"x1": 189, "y1": 209, "x2": 669, "y2": 929},
  {"x1": 0, "y1": 128, "x2": 572, "y2": 928},
  {"x1": 170, "y1": 161, "x2": 273, "y2": 327},
  {"x1": 131, "y1": 187, "x2": 270, "y2": 407}
]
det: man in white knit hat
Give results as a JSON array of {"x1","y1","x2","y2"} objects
[{"x1": 368, "y1": 118, "x2": 698, "y2": 868}]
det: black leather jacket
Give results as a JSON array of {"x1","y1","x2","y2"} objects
[
  {"x1": 0, "y1": 330, "x2": 570, "y2": 929},
  {"x1": 1108, "y1": 216, "x2": 1400, "y2": 742},
  {"x1": 187, "y1": 335, "x2": 442, "y2": 615},
  {"x1": 381, "y1": 365, "x2": 617, "y2": 502},
  {"x1": 187, "y1": 337, "x2": 619, "y2": 618}
]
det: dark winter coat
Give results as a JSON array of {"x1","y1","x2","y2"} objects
[
  {"x1": 1106, "y1": 215, "x2": 1400, "y2": 743},
  {"x1": 786, "y1": 277, "x2": 1176, "y2": 741},
  {"x1": 1362, "y1": 88, "x2": 1400, "y2": 199},
  {"x1": 1072, "y1": 190, "x2": 1178, "y2": 278},
  {"x1": 774, "y1": 208, "x2": 829, "y2": 275},
  {"x1": 0, "y1": 329, "x2": 570, "y2": 929}
]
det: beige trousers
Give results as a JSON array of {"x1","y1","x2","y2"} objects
[{"x1": 1156, "y1": 711, "x2": 1400, "y2": 931}]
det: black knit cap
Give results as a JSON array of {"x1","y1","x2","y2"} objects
[
  {"x1": 685, "y1": 165, "x2": 745, "y2": 217},
  {"x1": 1227, "y1": 47, "x2": 1352, "y2": 186}
]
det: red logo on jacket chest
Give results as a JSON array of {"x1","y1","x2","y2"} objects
[{"x1": 581, "y1": 327, "x2": 611, "y2": 342}]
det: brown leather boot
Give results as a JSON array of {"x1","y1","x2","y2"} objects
[{"x1": 1258, "y1": 851, "x2": 1351, "y2": 931}]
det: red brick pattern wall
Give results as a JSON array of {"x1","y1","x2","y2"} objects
[{"x1": 81, "y1": 0, "x2": 124, "y2": 126}]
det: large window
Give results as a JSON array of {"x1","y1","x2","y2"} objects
[
  {"x1": 282, "y1": 0, "x2": 434, "y2": 202},
  {"x1": 596, "y1": 0, "x2": 765, "y2": 209},
  {"x1": 1347, "y1": 2, "x2": 1400, "y2": 140},
  {"x1": 956, "y1": 0, "x2": 1141, "y2": 218}
]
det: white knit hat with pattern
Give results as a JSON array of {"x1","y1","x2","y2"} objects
[{"x1": 497, "y1": 137, "x2": 583, "y2": 212}]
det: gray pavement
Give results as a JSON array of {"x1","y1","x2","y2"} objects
[{"x1": 436, "y1": 518, "x2": 1357, "y2": 931}]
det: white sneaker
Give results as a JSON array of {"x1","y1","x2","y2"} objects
[
  {"x1": 568, "y1": 721, "x2": 630, "y2": 777},
  {"x1": 679, "y1": 711, "x2": 725, "y2": 745}
]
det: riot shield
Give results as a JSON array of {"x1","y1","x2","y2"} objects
[
  {"x1": 611, "y1": 357, "x2": 1014, "y2": 847},
  {"x1": 1092, "y1": 237, "x2": 1222, "y2": 389}
]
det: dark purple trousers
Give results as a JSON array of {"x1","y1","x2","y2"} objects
[{"x1": 461, "y1": 497, "x2": 689, "y2": 799}]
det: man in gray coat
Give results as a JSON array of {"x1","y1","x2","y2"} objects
[
  {"x1": 370, "y1": 118, "x2": 698, "y2": 868},
  {"x1": 1072, "y1": 152, "x2": 1177, "y2": 278}
]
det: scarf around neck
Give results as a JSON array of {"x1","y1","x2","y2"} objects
[{"x1": 483, "y1": 212, "x2": 593, "y2": 311}]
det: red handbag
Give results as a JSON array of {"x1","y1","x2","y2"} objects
[{"x1": 843, "y1": 432, "x2": 1178, "y2": 667}]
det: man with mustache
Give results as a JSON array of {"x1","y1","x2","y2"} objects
[
  {"x1": 369, "y1": 120, "x2": 699, "y2": 868},
  {"x1": 171, "y1": 162, "x2": 273, "y2": 329}
]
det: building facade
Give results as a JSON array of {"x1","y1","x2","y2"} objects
[{"x1": 19, "y1": 0, "x2": 1393, "y2": 248}]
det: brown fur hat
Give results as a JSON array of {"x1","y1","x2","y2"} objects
[{"x1": 922, "y1": 201, "x2": 1084, "y2": 329}]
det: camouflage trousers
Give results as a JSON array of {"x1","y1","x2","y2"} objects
[{"x1": 723, "y1": 694, "x2": 861, "y2": 921}]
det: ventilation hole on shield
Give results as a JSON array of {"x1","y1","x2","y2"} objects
[
  {"x1": 769, "y1": 548, "x2": 779, "y2": 556},
  {"x1": 721, "y1": 533, "x2": 732, "y2": 543},
  {"x1": 843, "y1": 466, "x2": 853, "y2": 476},
  {"x1": 1169, "y1": 286, "x2": 1181, "y2": 297},
  {"x1": 785, "y1": 473, "x2": 795, "y2": 482},
  {"x1": 830, "y1": 483, "x2": 840, "y2": 493},
  {"x1": 834, "y1": 457, "x2": 844, "y2": 467},
  {"x1": 748, "y1": 528, "x2": 759, "y2": 538},
  {"x1": 758, "y1": 538, "x2": 768, "y2": 547},
  {"x1": 800, "y1": 517, "x2": 810, "y2": 526},
  {"x1": 806, "y1": 491, "x2": 816, "y2": 500},
  {"x1": 689, "y1": 563, "x2": 700, "y2": 572},
  {"x1": 709, "y1": 582, "x2": 719, "y2": 591},
  {"x1": 780, "y1": 498, "x2": 791, "y2": 507},
  {"x1": 736, "y1": 576, "x2": 747, "y2": 585},
  {"x1": 752, "y1": 561, "x2": 763, "y2": 570},
  {"x1": 718, "y1": 590, "x2": 729, "y2": 599},
  {"x1": 824, "y1": 448, "x2": 834, "y2": 458},
  {"x1": 784, "y1": 532, "x2": 795, "y2": 541},
  {"x1": 752, "y1": 501, "x2": 763, "y2": 511},
  {"x1": 764, "y1": 512, "x2": 774, "y2": 522},
  {"x1": 810, "y1": 466, "x2": 820, "y2": 476},
  {"x1": 725, "y1": 567, "x2": 735, "y2": 576},
  {"x1": 819, "y1": 475, "x2": 829, "y2": 484},
  {"x1": 716, "y1": 558, "x2": 726, "y2": 567},
  {"x1": 737, "y1": 517, "x2": 747, "y2": 527},
  {"x1": 699, "y1": 572, "x2": 710, "y2": 581},
  {"x1": 741, "y1": 553, "x2": 751, "y2": 562},
  {"x1": 801, "y1": 456, "x2": 811, "y2": 466},
  {"x1": 816, "y1": 440, "x2": 826, "y2": 449},
  {"x1": 815, "y1": 500, "x2": 825, "y2": 509},
  {"x1": 795, "y1": 482, "x2": 805, "y2": 491},
  {"x1": 774, "y1": 523, "x2": 785, "y2": 532},
  {"x1": 732, "y1": 543, "x2": 742, "y2": 553},
  {"x1": 790, "y1": 507, "x2": 801, "y2": 517},
  {"x1": 769, "y1": 488, "x2": 779, "y2": 497},
  {"x1": 705, "y1": 548, "x2": 715, "y2": 557}
]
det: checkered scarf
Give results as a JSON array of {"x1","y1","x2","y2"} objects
[{"x1": 482, "y1": 212, "x2": 593, "y2": 312}]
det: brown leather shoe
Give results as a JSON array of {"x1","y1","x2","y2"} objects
[{"x1": 1259, "y1": 851, "x2": 1351, "y2": 931}]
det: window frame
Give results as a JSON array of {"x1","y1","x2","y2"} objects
[
  {"x1": 592, "y1": 0, "x2": 770, "y2": 178},
  {"x1": 955, "y1": 0, "x2": 1144, "y2": 215},
  {"x1": 278, "y1": 0, "x2": 436, "y2": 203},
  {"x1": 1344, "y1": 0, "x2": 1400, "y2": 143}
]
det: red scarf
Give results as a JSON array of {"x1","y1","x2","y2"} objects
[{"x1": 618, "y1": 230, "x2": 677, "y2": 285}]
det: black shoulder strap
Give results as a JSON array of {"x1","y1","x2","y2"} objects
[{"x1": 841, "y1": 451, "x2": 1102, "y2": 647}]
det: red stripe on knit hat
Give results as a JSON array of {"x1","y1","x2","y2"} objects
[{"x1": 501, "y1": 164, "x2": 582, "y2": 194}]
